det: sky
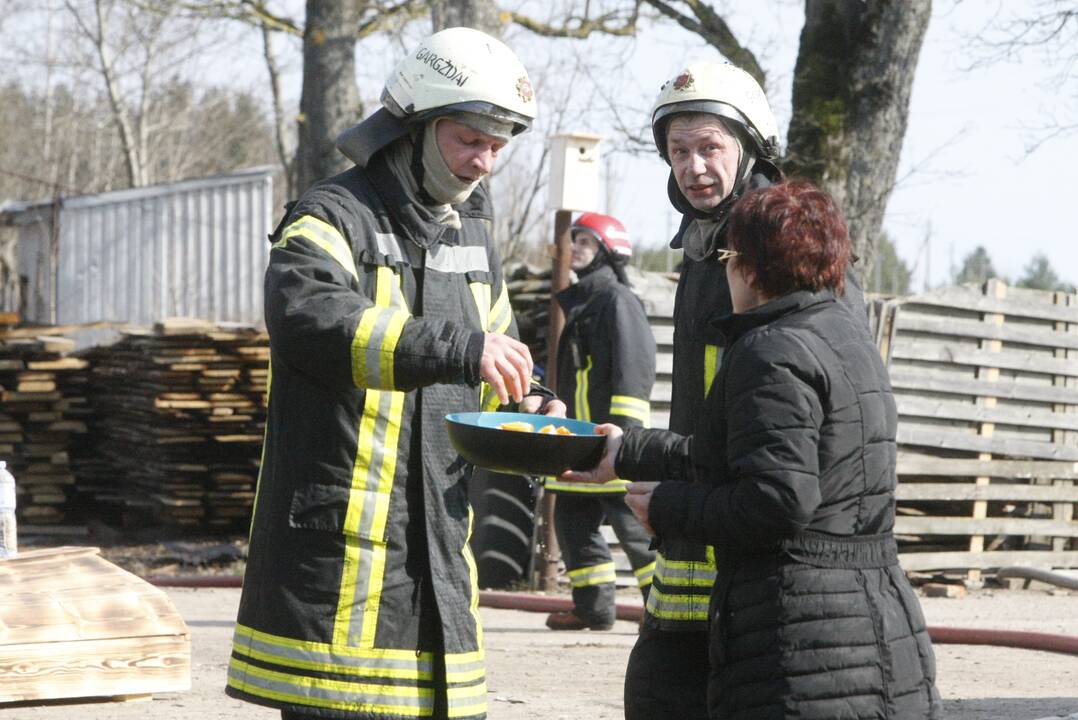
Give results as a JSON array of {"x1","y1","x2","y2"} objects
[
  {"x1": 17, "y1": 0, "x2": 1076, "y2": 290},
  {"x1": 561, "y1": 1, "x2": 1078, "y2": 290}
]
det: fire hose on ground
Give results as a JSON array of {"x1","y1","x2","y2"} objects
[{"x1": 144, "y1": 575, "x2": 1078, "y2": 656}]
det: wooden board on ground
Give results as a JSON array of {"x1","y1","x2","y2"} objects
[{"x1": 0, "y1": 546, "x2": 190, "y2": 704}]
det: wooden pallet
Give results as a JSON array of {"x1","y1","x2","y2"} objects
[
  {"x1": 885, "y1": 281, "x2": 1078, "y2": 576},
  {"x1": 0, "y1": 546, "x2": 190, "y2": 704}
]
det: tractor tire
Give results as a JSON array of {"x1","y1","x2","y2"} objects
[{"x1": 468, "y1": 469, "x2": 538, "y2": 589}]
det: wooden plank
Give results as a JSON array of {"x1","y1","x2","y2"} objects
[
  {"x1": 0, "y1": 634, "x2": 190, "y2": 703},
  {"x1": 898, "y1": 427, "x2": 1078, "y2": 461},
  {"x1": 898, "y1": 550, "x2": 1078, "y2": 571},
  {"x1": 895, "y1": 516, "x2": 1078, "y2": 536},
  {"x1": 895, "y1": 396, "x2": 1078, "y2": 432},
  {"x1": 895, "y1": 483, "x2": 1078, "y2": 502},
  {"x1": 889, "y1": 368, "x2": 1078, "y2": 405},
  {"x1": 891, "y1": 341, "x2": 1078, "y2": 378},
  {"x1": 896, "y1": 457, "x2": 1078, "y2": 479},
  {"x1": 904, "y1": 287, "x2": 1078, "y2": 324},
  {"x1": 894, "y1": 313, "x2": 1078, "y2": 351}
]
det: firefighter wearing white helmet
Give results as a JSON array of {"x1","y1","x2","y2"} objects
[
  {"x1": 228, "y1": 27, "x2": 565, "y2": 720},
  {"x1": 616, "y1": 61, "x2": 865, "y2": 720}
]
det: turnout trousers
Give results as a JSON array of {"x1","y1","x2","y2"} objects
[{"x1": 553, "y1": 492, "x2": 655, "y2": 625}]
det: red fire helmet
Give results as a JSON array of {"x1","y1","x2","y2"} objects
[{"x1": 571, "y1": 212, "x2": 632, "y2": 258}]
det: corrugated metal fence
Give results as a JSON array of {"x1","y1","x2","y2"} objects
[{"x1": 2, "y1": 165, "x2": 276, "y2": 326}]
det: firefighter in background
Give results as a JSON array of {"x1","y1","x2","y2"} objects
[
  {"x1": 544, "y1": 213, "x2": 658, "y2": 631},
  {"x1": 226, "y1": 28, "x2": 563, "y2": 720}
]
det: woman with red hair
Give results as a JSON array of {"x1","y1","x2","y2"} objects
[{"x1": 564, "y1": 180, "x2": 940, "y2": 719}]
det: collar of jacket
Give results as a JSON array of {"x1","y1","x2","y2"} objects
[
  {"x1": 369, "y1": 140, "x2": 495, "y2": 252},
  {"x1": 555, "y1": 263, "x2": 619, "y2": 313},
  {"x1": 713, "y1": 288, "x2": 836, "y2": 346},
  {"x1": 669, "y1": 165, "x2": 781, "y2": 251}
]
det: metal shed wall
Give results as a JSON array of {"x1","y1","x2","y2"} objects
[{"x1": 15, "y1": 166, "x2": 275, "y2": 326}]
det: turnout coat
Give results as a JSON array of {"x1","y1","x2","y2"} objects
[
  {"x1": 618, "y1": 290, "x2": 941, "y2": 719},
  {"x1": 227, "y1": 120, "x2": 519, "y2": 719}
]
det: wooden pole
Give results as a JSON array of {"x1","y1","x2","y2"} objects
[{"x1": 537, "y1": 209, "x2": 573, "y2": 591}]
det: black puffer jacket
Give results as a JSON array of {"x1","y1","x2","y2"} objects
[{"x1": 617, "y1": 290, "x2": 940, "y2": 720}]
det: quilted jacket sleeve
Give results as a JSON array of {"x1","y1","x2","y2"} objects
[{"x1": 648, "y1": 329, "x2": 827, "y2": 552}]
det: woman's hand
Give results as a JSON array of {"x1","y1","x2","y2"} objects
[
  {"x1": 518, "y1": 395, "x2": 567, "y2": 417},
  {"x1": 624, "y1": 481, "x2": 658, "y2": 535},
  {"x1": 558, "y1": 423, "x2": 622, "y2": 484}
]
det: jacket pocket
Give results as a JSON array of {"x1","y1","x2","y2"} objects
[{"x1": 288, "y1": 483, "x2": 351, "y2": 533}]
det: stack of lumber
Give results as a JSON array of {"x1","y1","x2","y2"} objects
[
  {"x1": 879, "y1": 280, "x2": 1078, "y2": 576},
  {"x1": 0, "y1": 328, "x2": 91, "y2": 526},
  {"x1": 81, "y1": 318, "x2": 268, "y2": 529},
  {"x1": 0, "y1": 546, "x2": 189, "y2": 704},
  {"x1": 505, "y1": 263, "x2": 677, "y2": 429}
]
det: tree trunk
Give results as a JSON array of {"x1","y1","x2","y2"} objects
[
  {"x1": 293, "y1": 0, "x2": 363, "y2": 194},
  {"x1": 429, "y1": 0, "x2": 504, "y2": 34},
  {"x1": 785, "y1": 0, "x2": 931, "y2": 278}
]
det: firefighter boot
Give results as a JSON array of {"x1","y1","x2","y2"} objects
[{"x1": 545, "y1": 610, "x2": 615, "y2": 631}]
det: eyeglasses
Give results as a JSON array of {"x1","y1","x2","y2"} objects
[{"x1": 716, "y1": 248, "x2": 740, "y2": 265}]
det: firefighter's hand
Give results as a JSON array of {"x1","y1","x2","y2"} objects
[
  {"x1": 558, "y1": 423, "x2": 622, "y2": 483},
  {"x1": 518, "y1": 395, "x2": 567, "y2": 417},
  {"x1": 624, "y1": 482, "x2": 657, "y2": 535},
  {"x1": 481, "y1": 333, "x2": 533, "y2": 405}
]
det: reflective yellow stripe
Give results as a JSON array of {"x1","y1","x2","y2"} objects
[
  {"x1": 543, "y1": 477, "x2": 629, "y2": 493},
  {"x1": 228, "y1": 658, "x2": 433, "y2": 715},
  {"x1": 351, "y1": 307, "x2": 408, "y2": 389},
  {"x1": 232, "y1": 623, "x2": 432, "y2": 676},
  {"x1": 337, "y1": 267, "x2": 410, "y2": 648},
  {"x1": 645, "y1": 585, "x2": 711, "y2": 621},
  {"x1": 704, "y1": 344, "x2": 721, "y2": 396},
  {"x1": 488, "y1": 282, "x2": 512, "y2": 334},
  {"x1": 634, "y1": 561, "x2": 656, "y2": 587},
  {"x1": 275, "y1": 215, "x2": 358, "y2": 281},
  {"x1": 567, "y1": 561, "x2": 617, "y2": 587},
  {"x1": 462, "y1": 505, "x2": 484, "y2": 656},
  {"x1": 647, "y1": 547, "x2": 716, "y2": 622},
  {"x1": 610, "y1": 394, "x2": 651, "y2": 426},
  {"x1": 574, "y1": 356, "x2": 592, "y2": 422},
  {"x1": 468, "y1": 282, "x2": 492, "y2": 332}
]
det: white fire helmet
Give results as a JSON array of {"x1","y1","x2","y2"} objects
[
  {"x1": 382, "y1": 27, "x2": 537, "y2": 135},
  {"x1": 651, "y1": 61, "x2": 780, "y2": 162}
]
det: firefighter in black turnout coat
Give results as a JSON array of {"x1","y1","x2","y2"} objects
[
  {"x1": 227, "y1": 28, "x2": 564, "y2": 720},
  {"x1": 566, "y1": 180, "x2": 941, "y2": 720},
  {"x1": 543, "y1": 213, "x2": 657, "y2": 631}
]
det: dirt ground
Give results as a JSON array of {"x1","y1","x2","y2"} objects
[{"x1": 7, "y1": 536, "x2": 1078, "y2": 720}]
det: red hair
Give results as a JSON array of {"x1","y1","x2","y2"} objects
[{"x1": 726, "y1": 179, "x2": 850, "y2": 298}]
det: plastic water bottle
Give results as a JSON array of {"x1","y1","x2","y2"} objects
[{"x1": 0, "y1": 461, "x2": 16, "y2": 559}]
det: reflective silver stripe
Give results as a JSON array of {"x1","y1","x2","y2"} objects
[
  {"x1": 653, "y1": 557, "x2": 717, "y2": 586},
  {"x1": 228, "y1": 658, "x2": 432, "y2": 715},
  {"x1": 375, "y1": 232, "x2": 405, "y2": 265},
  {"x1": 646, "y1": 586, "x2": 711, "y2": 621},
  {"x1": 446, "y1": 680, "x2": 487, "y2": 717},
  {"x1": 567, "y1": 561, "x2": 616, "y2": 587},
  {"x1": 352, "y1": 307, "x2": 408, "y2": 389},
  {"x1": 427, "y1": 245, "x2": 490, "y2": 274},
  {"x1": 231, "y1": 624, "x2": 432, "y2": 677}
]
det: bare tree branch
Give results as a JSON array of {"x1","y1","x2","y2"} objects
[
  {"x1": 641, "y1": 0, "x2": 765, "y2": 87},
  {"x1": 509, "y1": 2, "x2": 642, "y2": 39}
]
